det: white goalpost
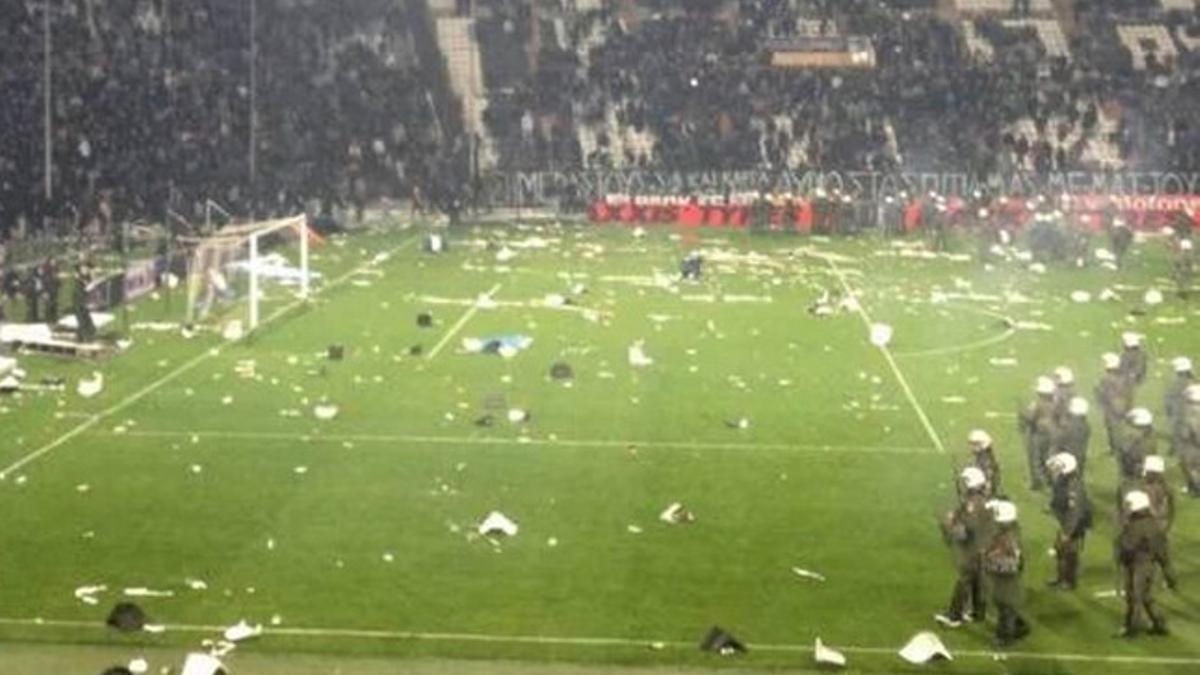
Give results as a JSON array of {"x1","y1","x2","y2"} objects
[{"x1": 184, "y1": 214, "x2": 311, "y2": 331}]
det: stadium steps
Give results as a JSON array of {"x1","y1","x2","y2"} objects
[
  {"x1": 433, "y1": 16, "x2": 498, "y2": 168},
  {"x1": 1116, "y1": 24, "x2": 1179, "y2": 70},
  {"x1": 954, "y1": 0, "x2": 1054, "y2": 13}
]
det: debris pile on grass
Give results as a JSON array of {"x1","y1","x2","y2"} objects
[
  {"x1": 478, "y1": 511, "x2": 519, "y2": 537},
  {"x1": 659, "y1": 502, "x2": 696, "y2": 525},
  {"x1": 628, "y1": 340, "x2": 653, "y2": 367},
  {"x1": 462, "y1": 334, "x2": 533, "y2": 358}
]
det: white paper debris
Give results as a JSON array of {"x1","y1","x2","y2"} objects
[
  {"x1": 313, "y1": 403, "x2": 339, "y2": 420},
  {"x1": 124, "y1": 587, "x2": 175, "y2": 598},
  {"x1": 74, "y1": 584, "x2": 106, "y2": 605},
  {"x1": 814, "y1": 638, "x2": 847, "y2": 667},
  {"x1": 899, "y1": 632, "x2": 952, "y2": 664},
  {"x1": 659, "y1": 502, "x2": 695, "y2": 524},
  {"x1": 223, "y1": 619, "x2": 262, "y2": 642},
  {"x1": 478, "y1": 511, "x2": 519, "y2": 537},
  {"x1": 1070, "y1": 291, "x2": 1091, "y2": 303},
  {"x1": 222, "y1": 321, "x2": 244, "y2": 341},
  {"x1": 128, "y1": 658, "x2": 148, "y2": 674},
  {"x1": 182, "y1": 652, "x2": 225, "y2": 675},
  {"x1": 1144, "y1": 289, "x2": 1164, "y2": 305},
  {"x1": 77, "y1": 372, "x2": 104, "y2": 398},
  {"x1": 791, "y1": 567, "x2": 827, "y2": 582},
  {"x1": 869, "y1": 323, "x2": 893, "y2": 348},
  {"x1": 628, "y1": 340, "x2": 654, "y2": 367}
]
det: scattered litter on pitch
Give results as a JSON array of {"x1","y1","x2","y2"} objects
[
  {"x1": 792, "y1": 567, "x2": 827, "y2": 582},
  {"x1": 659, "y1": 502, "x2": 696, "y2": 524},
  {"x1": 77, "y1": 372, "x2": 104, "y2": 398},
  {"x1": 899, "y1": 632, "x2": 952, "y2": 664},
  {"x1": 223, "y1": 619, "x2": 262, "y2": 642},
  {"x1": 479, "y1": 511, "x2": 519, "y2": 537}
]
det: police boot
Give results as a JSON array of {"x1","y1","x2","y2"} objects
[{"x1": 1064, "y1": 550, "x2": 1079, "y2": 589}]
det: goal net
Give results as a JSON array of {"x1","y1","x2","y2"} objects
[{"x1": 183, "y1": 215, "x2": 313, "y2": 331}]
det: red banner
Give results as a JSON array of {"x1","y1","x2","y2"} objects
[{"x1": 589, "y1": 193, "x2": 1200, "y2": 231}]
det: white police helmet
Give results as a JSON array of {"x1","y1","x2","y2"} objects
[
  {"x1": 1144, "y1": 455, "x2": 1165, "y2": 475},
  {"x1": 1035, "y1": 377, "x2": 1055, "y2": 395},
  {"x1": 960, "y1": 467, "x2": 987, "y2": 491},
  {"x1": 1046, "y1": 452, "x2": 1078, "y2": 477},
  {"x1": 1068, "y1": 397, "x2": 1089, "y2": 416},
  {"x1": 968, "y1": 429, "x2": 993, "y2": 449},
  {"x1": 988, "y1": 500, "x2": 1018, "y2": 524},
  {"x1": 1128, "y1": 408, "x2": 1153, "y2": 427},
  {"x1": 1124, "y1": 490, "x2": 1151, "y2": 514}
]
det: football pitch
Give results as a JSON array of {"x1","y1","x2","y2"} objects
[{"x1": 2, "y1": 220, "x2": 1199, "y2": 674}]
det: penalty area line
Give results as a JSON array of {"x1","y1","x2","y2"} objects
[
  {"x1": 0, "y1": 618, "x2": 1197, "y2": 667},
  {"x1": 0, "y1": 235, "x2": 419, "y2": 480},
  {"x1": 426, "y1": 283, "x2": 503, "y2": 360},
  {"x1": 94, "y1": 429, "x2": 937, "y2": 455}
]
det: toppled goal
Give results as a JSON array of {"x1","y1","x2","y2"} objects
[{"x1": 184, "y1": 215, "x2": 315, "y2": 332}]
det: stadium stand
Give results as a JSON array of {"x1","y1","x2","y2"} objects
[
  {"x1": 0, "y1": 0, "x2": 448, "y2": 242},
  {"x1": 472, "y1": 0, "x2": 1200, "y2": 178},
  {"x1": 7, "y1": 0, "x2": 1200, "y2": 241}
]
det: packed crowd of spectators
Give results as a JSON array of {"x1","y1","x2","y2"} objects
[
  {"x1": 7, "y1": 0, "x2": 1200, "y2": 244},
  {"x1": 0, "y1": 0, "x2": 448, "y2": 243},
  {"x1": 480, "y1": 0, "x2": 1200, "y2": 178}
]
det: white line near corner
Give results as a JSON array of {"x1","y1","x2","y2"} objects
[
  {"x1": 817, "y1": 253, "x2": 946, "y2": 454},
  {"x1": 0, "y1": 617, "x2": 1196, "y2": 667},
  {"x1": 0, "y1": 235, "x2": 418, "y2": 480},
  {"x1": 426, "y1": 283, "x2": 503, "y2": 360}
]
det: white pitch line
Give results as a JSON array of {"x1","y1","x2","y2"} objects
[
  {"x1": 426, "y1": 283, "x2": 502, "y2": 360},
  {"x1": 0, "y1": 235, "x2": 417, "y2": 479},
  {"x1": 891, "y1": 327, "x2": 1015, "y2": 359},
  {"x1": 817, "y1": 254, "x2": 946, "y2": 454},
  {"x1": 96, "y1": 429, "x2": 936, "y2": 455},
  {"x1": 0, "y1": 617, "x2": 1198, "y2": 667}
]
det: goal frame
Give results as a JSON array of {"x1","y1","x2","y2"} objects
[{"x1": 183, "y1": 215, "x2": 310, "y2": 330}]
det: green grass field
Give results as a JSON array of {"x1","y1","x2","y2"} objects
[{"x1": 2, "y1": 220, "x2": 1199, "y2": 674}]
